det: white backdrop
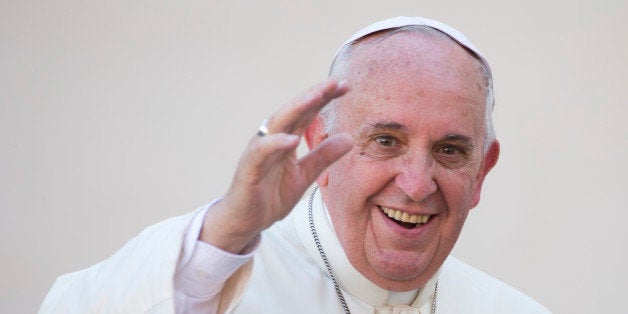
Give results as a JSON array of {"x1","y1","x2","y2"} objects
[{"x1": 1, "y1": 1, "x2": 626, "y2": 313}]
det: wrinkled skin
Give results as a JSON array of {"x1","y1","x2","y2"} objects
[
  {"x1": 201, "y1": 81, "x2": 354, "y2": 254},
  {"x1": 305, "y1": 32, "x2": 499, "y2": 291},
  {"x1": 201, "y1": 31, "x2": 499, "y2": 293}
]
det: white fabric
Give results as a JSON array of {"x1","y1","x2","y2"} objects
[
  {"x1": 295, "y1": 189, "x2": 438, "y2": 310},
  {"x1": 174, "y1": 239, "x2": 255, "y2": 313},
  {"x1": 333, "y1": 16, "x2": 492, "y2": 77},
  {"x1": 229, "y1": 189, "x2": 550, "y2": 313},
  {"x1": 177, "y1": 202, "x2": 214, "y2": 272},
  {"x1": 40, "y1": 190, "x2": 551, "y2": 313},
  {"x1": 39, "y1": 208, "x2": 202, "y2": 313},
  {"x1": 231, "y1": 188, "x2": 440, "y2": 313},
  {"x1": 174, "y1": 205, "x2": 258, "y2": 313}
]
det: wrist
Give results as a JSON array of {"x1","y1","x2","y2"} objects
[{"x1": 199, "y1": 201, "x2": 262, "y2": 254}]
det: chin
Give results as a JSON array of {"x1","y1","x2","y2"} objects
[{"x1": 366, "y1": 252, "x2": 435, "y2": 289}]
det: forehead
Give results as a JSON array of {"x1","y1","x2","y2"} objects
[
  {"x1": 347, "y1": 31, "x2": 485, "y2": 93},
  {"x1": 337, "y1": 32, "x2": 487, "y2": 137}
]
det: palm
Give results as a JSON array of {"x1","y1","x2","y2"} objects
[{"x1": 201, "y1": 80, "x2": 352, "y2": 253}]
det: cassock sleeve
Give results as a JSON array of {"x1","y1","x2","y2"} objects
[
  {"x1": 174, "y1": 203, "x2": 259, "y2": 313},
  {"x1": 39, "y1": 202, "x2": 258, "y2": 314}
]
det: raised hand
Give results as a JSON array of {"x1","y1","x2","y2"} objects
[{"x1": 200, "y1": 80, "x2": 353, "y2": 254}]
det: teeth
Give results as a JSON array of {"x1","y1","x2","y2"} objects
[{"x1": 381, "y1": 207, "x2": 430, "y2": 224}]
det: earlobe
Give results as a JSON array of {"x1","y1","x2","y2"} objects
[
  {"x1": 471, "y1": 140, "x2": 500, "y2": 207},
  {"x1": 316, "y1": 171, "x2": 329, "y2": 187}
]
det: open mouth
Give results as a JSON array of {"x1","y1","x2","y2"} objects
[{"x1": 380, "y1": 206, "x2": 431, "y2": 229}]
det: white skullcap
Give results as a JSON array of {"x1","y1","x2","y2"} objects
[{"x1": 333, "y1": 16, "x2": 492, "y2": 77}]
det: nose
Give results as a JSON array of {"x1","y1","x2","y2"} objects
[{"x1": 394, "y1": 153, "x2": 437, "y2": 202}]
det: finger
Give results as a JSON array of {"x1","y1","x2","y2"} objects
[
  {"x1": 240, "y1": 133, "x2": 300, "y2": 182},
  {"x1": 298, "y1": 133, "x2": 353, "y2": 184},
  {"x1": 268, "y1": 79, "x2": 348, "y2": 136}
]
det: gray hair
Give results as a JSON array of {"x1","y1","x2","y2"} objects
[{"x1": 321, "y1": 25, "x2": 496, "y2": 153}]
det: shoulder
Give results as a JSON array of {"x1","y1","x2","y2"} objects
[
  {"x1": 40, "y1": 209, "x2": 199, "y2": 313},
  {"x1": 438, "y1": 256, "x2": 551, "y2": 314}
]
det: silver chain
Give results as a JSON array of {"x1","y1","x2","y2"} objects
[
  {"x1": 308, "y1": 186, "x2": 351, "y2": 314},
  {"x1": 431, "y1": 280, "x2": 439, "y2": 314},
  {"x1": 307, "y1": 186, "x2": 439, "y2": 314}
]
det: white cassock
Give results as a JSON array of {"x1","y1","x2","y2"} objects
[{"x1": 40, "y1": 188, "x2": 550, "y2": 313}]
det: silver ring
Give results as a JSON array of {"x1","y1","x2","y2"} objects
[{"x1": 257, "y1": 119, "x2": 269, "y2": 137}]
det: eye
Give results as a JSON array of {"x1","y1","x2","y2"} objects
[
  {"x1": 374, "y1": 135, "x2": 398, "y2": 147},
  {"x1": 434, "y1": 144, "x2": 469, "y2": 168},
  {"x1": 440, "y1": 145, "x2": 462, "y2": 155},
  {"x1": 359, "y1": 134, "x2": 404, "y2": 159}
]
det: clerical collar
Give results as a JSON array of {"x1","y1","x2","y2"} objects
[{"x1": 294, "y1": 187, "x2": 440, "y2": 309}]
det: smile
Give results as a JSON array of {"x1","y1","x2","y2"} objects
[{"x1": 380, "y1": 206, "x2": 431, "y2": 228}]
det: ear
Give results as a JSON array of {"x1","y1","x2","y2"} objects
[
  {"x1": 304, "y1": 116, "x2": 330, "y2": 186},
  {"x1": 471, "y1": 140, "x2": 500, "y2": 208},
  {"x1": 304, "y1": 116, "x2": 327, "y2": 149}
]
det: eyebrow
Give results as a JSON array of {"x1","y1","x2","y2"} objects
[
  {"x1": 364, "y1": 121, "x2": 406, "y2": 131},
  {"x1": 442, "y1": 134, "x2": 475, "y2": 148}
]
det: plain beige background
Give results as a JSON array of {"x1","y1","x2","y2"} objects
[{"x1": 2, "y1": 0, "x2": 626, "y2": 313}]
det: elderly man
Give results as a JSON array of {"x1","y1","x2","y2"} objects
[{"x1": 40, "y1": 17, "x2": 550, "y2": 313}]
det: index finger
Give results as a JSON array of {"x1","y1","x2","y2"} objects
[{"x1": 266, "y1": 79, "x2": 348, "y2": 136}]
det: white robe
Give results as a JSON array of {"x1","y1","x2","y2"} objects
[{"x1": 40, "y1": 191, "x2": 550, "y2": 313}]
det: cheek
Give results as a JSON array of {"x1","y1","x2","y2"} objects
[
  {"x1": 325, "y1": 152, "x2": 391, "y2": 221},
  {"x1": 436, "y1": 168, "x2": 478, "y2": 210},
  {"x1": 329, "y1": 149, "x2": 387, "y2": 188},
  {"x1": 439, "y1": 210, "x2": 470, "y2": 254},
  {"x1": 436, "y1": 173, "x2": 475, "y2": 234}
]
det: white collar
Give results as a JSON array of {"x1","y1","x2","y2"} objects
[{"x1": 294, "y1": 188, "x2": 439, "y2": 310}]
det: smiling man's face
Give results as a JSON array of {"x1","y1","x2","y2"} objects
[{"x1": 311, "y1": 31, "x2": 499, "y2": 291}]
